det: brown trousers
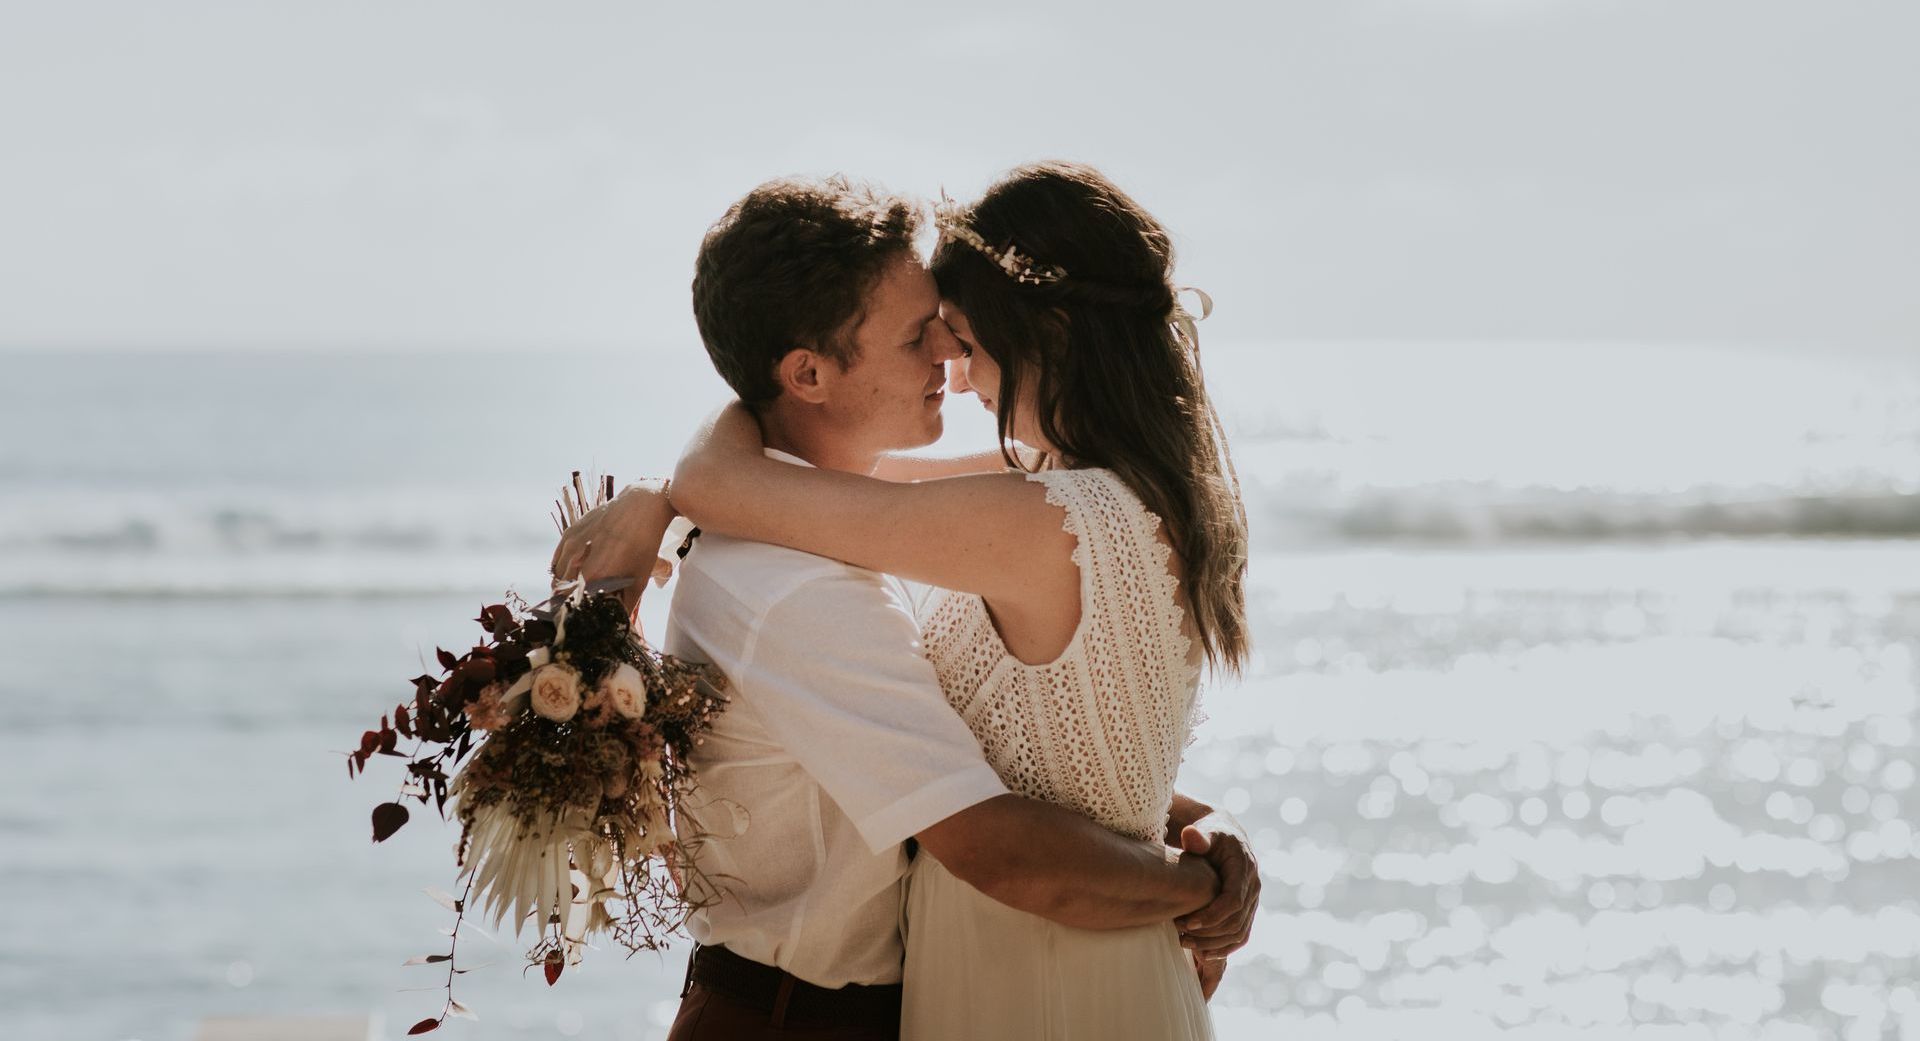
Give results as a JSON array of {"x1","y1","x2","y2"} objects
[{"x1": 665, "y1": 980, "x2": 900, "y2": 1041}]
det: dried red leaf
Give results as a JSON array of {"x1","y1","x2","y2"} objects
[
  {"x1": 394, "y1": 705, "x2": 413, "y2": 738},
  {"x1": 402, "y1": 954, "x2": 452, "y2": 966},
  {"x1": 478, "y1": 604, "x2": 516, "y2": 637},
  {"x1": 359, "y1": 730, "x2": 380, "y2": 756},
  {"x1": 371, "y1": 801, "x2": 410, "y2": 843},
  {"x1": 434, "y1": 677, "x2": 469, "y2": 710},
  {"x1": 454, "y1": 657, "x2": 496, "y2": 689},
  {"x1": 407, "y1": 1017, "x2": 440, "y2": 1035},
  {"x1": 543, "y1": 951, "x2": 564, "y2": 986},
  {"x1": 436, "y1": 647, "x2": 459, "y2": 671}
]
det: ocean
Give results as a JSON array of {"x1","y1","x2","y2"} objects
[{"x1": 3, "y1": 342, "x2": 1917, "y2": 1040}]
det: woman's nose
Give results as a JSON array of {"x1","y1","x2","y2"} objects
[
  {"x1": 946, "y1": 354, "x2": 973, "y2": 395},
  {"x1": 926, "y1": 317, "x2": 963, "y2": 363}
]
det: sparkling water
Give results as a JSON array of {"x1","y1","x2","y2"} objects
[{"x1": 3, "y1": 342, "x2": 1916, "y2": 1040}]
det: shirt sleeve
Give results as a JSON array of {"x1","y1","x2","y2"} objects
[{"x1": 737, "y1": 571, "x2": 1009, "y2": 853}]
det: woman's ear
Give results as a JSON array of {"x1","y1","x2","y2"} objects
[{"x1": 774, "y1": 347, "x2": 831, "y2": 405}]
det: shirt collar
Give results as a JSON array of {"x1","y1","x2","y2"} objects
[{"x1": 763, "y1": 447, "x2": 816, "y2": 468}]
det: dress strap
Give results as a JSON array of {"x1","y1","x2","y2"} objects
[{"x1": 1023, "y1": 468, "x2": 1198, "y2": 696}]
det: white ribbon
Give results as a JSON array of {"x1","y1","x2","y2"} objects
[{"x1": 1170, "y1": 286, "x2": 1214, "y2": 351}]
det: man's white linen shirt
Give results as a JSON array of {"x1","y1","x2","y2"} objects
[{"x1": 663, "y1": 451, "x2": 1009, "y2": 988}]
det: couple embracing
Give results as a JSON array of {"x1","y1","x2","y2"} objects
[{"x1": 554, "y1": 161, "x2": 1258, "y2": 1040}]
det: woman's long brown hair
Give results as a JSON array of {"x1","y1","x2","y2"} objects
[{"x1": 932, "y1": 161, "x2": 1250, "y2": 674}]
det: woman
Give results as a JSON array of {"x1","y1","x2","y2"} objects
[{"x1": 667, "y1": 161, "x2": 1250, "y2": 1040}]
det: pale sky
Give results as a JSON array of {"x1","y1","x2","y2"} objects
[{"x1": 1, "y1": 1, "x2": 1914, "y2": 355}]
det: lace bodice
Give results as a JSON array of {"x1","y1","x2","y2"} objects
[{"x1": 920, "y1": 468, "x2": 1203, "y2": 843}]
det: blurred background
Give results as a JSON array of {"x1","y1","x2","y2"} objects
[{"x1": 2, "y1": 2, "x2": 1916, "y2": 1039}]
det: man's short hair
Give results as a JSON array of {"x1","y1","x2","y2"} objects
[{"x1": 691, "y1": 176, "x2": 921, "y2": 406}]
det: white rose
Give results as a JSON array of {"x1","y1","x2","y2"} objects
[
  {"x1": 529, "y1": 662, "x2": 583, "y2": 722},
  {"x1": 602, "y1": 663, "x2": 647, "y2": 720}
]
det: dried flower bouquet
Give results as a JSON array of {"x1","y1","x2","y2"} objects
[{"x1": 347, "y1": 473, "x2": 727, "y2": 1034}]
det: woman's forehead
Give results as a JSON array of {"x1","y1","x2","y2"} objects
[{"x1": 938, "y1": 300, "x2": 973, "y2": 330}]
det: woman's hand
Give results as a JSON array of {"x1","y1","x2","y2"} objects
[
  {"x1": 548, "y1": 478, "x2": 679, "y2": 621},
  {"x1": 1192, "y1": 948, "x2": 1226, "y2": 1001}
]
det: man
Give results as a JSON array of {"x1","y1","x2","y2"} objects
[{"x1": 553, "y1": 176, "x2": 1256, "y2": 1040}]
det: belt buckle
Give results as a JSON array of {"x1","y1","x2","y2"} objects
[{"x1": 679, "y1": 942, "x2": 701, "y2": 999}]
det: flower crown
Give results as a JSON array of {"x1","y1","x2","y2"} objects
[
  {"x1": 931, "y1": 191, "x2": 1212, "y2": 352},
  {"x1": 933, "y1": 192, "x2": 1068, "y2": 286}
]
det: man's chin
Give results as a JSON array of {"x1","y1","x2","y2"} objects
[{"x1": 896, "y1": 414, "x2": 943, "y2": 451}]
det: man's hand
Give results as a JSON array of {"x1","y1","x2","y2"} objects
[
  {"x1": 1174, "y1": 821, "x2": 1260, "y2": 960},
  {"x1": 548, "y1": 478, "x2": 680, "y2": 620}
]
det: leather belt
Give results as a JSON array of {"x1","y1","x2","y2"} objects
[{"x1": 682, "y1": 943, "x2": 903, "y2": 1030}]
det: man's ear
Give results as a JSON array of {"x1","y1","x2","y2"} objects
[{"x1": 774, "y1": 347, "x2": 832, "y2": 405}]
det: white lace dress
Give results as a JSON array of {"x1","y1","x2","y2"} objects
[{"x1": 901, "y1": 468, "x2": 1212, "y2": 1041}]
